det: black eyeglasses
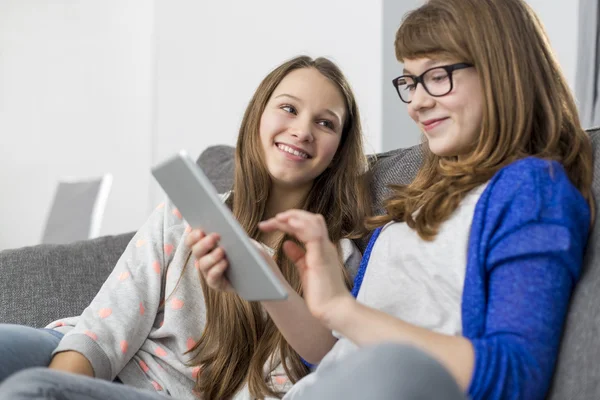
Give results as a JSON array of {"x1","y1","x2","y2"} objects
[{"x1": 392, "y1": 63, "x2": 474, "y2": 104}]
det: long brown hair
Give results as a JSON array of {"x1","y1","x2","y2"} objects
[
  {"x1": 367, "y1": 0, "x2": 594, "y2": 238},
  {"x1": 188, "y1": 56, "x2": 370, "y2": 399}
]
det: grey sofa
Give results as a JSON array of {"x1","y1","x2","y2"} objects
[{"x1": 1, "y1": 128, "x2": 600, "y2": 399}]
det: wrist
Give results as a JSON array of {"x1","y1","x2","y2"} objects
[
  {"x1": 49, "y1": 351, "x2": 94, "y2": 377},
  {"x1": 320, "y1": 294, "x2": 356, "y2": 331}
]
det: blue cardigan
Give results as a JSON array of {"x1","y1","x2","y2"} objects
[{"x1": 352, "y1": 157, "x2": 591, "y2": 400}]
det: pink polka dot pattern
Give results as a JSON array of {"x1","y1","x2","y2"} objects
[
  {"x1": 136, "y1": 239, "x2": 146, "y2": 248},
  {"x1": 164, "y1": 244, "x2": 175, "y2": 257},
  {"x1": 172, "y1": 208, "x2": 182, "y2": 219},
  {"x1": 139, "y1": 302, "x2": 145, "y2": 316},
  {"x1": 98, "y1": 308, "x2": 112, "y2": 319},
  {"x1": 118, "y1": 271, "x2": 130, "y2": 281},
  {"x1": 192, "y1": 366, "x2": 201, "y2": 379},
  {"x1": 120, "y1": 340, "x2": 128, "y2": 354},
  {"x1": 152, "y1": 381, "x2": 163, "y2": 391},
  {"x1": 156, "y1": 202, "x2": 165, "y2": 210},
  {"x1": 187, "y1": 338, "x2": 196, "y2": 351},
  {"x1": 139, "y1": 360, "x2": 150, "y2": 373},
  {"x1": 170, "y1": 298, "x2": 184, "y2": 310},
  {"x1": 185, "y1": 225, "x2": 192, "y2": 234},
  {"x1": 274, "y1": 376, "x2": 288, "y2": 385},
  {"x1": 84, "y1": 330, "x2": 97, "y2": 341},
  {"x1": 55, "y1": 321, "x2": 65, "y2": 327},
  {"x1": 155, "y1": 346, "x2": 168, "y2": 357},
  {"x1": 152, "y1": 261, "x2": 161, "y2": 274}
]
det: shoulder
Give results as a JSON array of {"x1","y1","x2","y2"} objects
[
  {"x1": 473, "y1": 158, "x2": 591, "y2": 281},
  {"x1": 473, "y1": 158, "x2": 591, "y2": 277},
  {"x1": 482, "y1": 157, "x2": 590, "y2": 228},
  {"x1": 492, "y1": 157, "x2": 570, "y2": 191}
]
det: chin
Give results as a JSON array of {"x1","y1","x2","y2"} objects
[
  {"x1": 427, "y1": 143, "x2": 450, "y2": 157},
  {"x1": 427, "y1": 136, "x2": 463, "y2": 157}
]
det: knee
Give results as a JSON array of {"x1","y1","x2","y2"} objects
[
  {"x1": 0, "y1": 368, "x2": 55, "y2": 399},
  {"x1": 360, "y1": 343, "x2": 465, "y2": 399}
]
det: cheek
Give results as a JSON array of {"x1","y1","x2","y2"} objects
[
  {"x1": 321, "y1": 135, "x2": 342, "y2": 162},
  {"x1": 260, "y1": 112, "x2": 288, "y2": 139},
  {"x1": 462, "y1": 103, "x2": 483, "y2": 136},
  {"x1": 407, "y1": 106, "x2": 419, "y2": 122},
  {"x1": 259, "y1": 114, "x2": 278, "y2": 149},
  {"x1": 258, "y1": 114, "x2": 270, "y2": 140}
]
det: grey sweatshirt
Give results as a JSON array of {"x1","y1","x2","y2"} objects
[{"x1": 47, "y1": 199, "x2": 361, "y2": 399}]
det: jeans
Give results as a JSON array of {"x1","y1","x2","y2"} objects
[
  {"x1": 0, "y1": 338, "x2": 466, "y2": 400},
  {"x1": 284, "y1": 342, "x2": 467, "y2": 400},
  {"x1": 0, "y1": 324, "x2": 63, "y2": 383}
]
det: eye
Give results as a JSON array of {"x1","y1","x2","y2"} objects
[
  {"x1": 280, "y1": 104, "x2": 297, "y2": 114},
  {"x1": 317, "y1": 120, "x2": 335, "y2": 130},
  {"x1": 398, "y1": 77, "x2": 416, "y2": 92},
  {"x1": 430, "y1": 73, "x2": 449, "y2": 82}
]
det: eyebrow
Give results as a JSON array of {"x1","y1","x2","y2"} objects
[{"x1": 274, "y1": 93, "x2": 343, "y2": 125}]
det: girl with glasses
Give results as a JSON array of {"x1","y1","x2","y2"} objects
[{"x1": 258, "y1": 0, "x2": 592, "y2": 399}]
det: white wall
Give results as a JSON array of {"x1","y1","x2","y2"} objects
[
  {"x1": 0, "y1": 1, "x2": 155, "y2": 250},
  {"x1": 381, "y1": 0, "x2": 424, "y2": 151},
  {"x1": 380, "y1": 0, "x2": 580, "y2": 151},
  {"x1": 151, "y1": 0, "x2": 383, "y2": 205},
  {"x1": 526, "y1": 0, "x2": 579, "y2": 91}
]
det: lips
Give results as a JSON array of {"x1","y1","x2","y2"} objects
[
  {"x1": 422, "y1": 117, "x2": 449, "y2": 127},
  {"x1": 276, "y1": 143, "x2": 312, "y2": 159},
  {"x1": 421, "y1": 117, "x2": 449, "y2": 132}
]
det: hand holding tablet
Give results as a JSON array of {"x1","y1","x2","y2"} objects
[{"x1": 151, "y1": 150, "x2": 288, "y2": 301}]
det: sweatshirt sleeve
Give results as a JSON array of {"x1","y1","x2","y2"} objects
[
  {"x1": 466, "y1": 159, "x2": 591, "y2": 400},
  {"x1": 52, "y1": 200, "x2": 186, "y2": 381}
]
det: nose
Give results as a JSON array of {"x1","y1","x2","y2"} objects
[
  {"x1": 290, "y1": 117, "x2": 314, "y2": 143},
  {"x1": 408, "y1": 83, "x2": 435, "y2": 112}
]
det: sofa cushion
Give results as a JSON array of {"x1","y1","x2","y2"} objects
[
  {"x1": 0, "y1": 232, "x2": 134, "y2": 327},
  {"x1": 197, "y1": 145, "x2": 235, "y2": 193}
]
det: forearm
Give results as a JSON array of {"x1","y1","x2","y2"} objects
[
  {"x1": 49, "y1": 351, "x2": 95, "y2": 377},
  {"x1": 325, "y1": 296, "x2": 474, "y2": 390},
  {"x1": 262, "y1": 287, "x2": 337, "y2": 364}
]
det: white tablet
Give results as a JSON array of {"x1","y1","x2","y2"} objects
[{"x1": 151, "y1": 150, "x2": 288, "y2": 301}]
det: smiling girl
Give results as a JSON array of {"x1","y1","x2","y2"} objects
[{"x1": 0, "y1": 56, "x2": 370, "y2": 400}]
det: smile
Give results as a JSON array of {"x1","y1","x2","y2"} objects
[
  {"x1": 276, "y1": 143, "x2": 311, "y2": 159},
  {"x1": 422, "y1": 117, "x2": 449, "y2": 132}
]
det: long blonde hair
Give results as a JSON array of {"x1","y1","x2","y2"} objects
[
  {"x1": 367, "y1": 0, "x2": 594, "y2": 238},
  {"x1": 188, "y1": 56, "x2": 370, "y2": 399}
]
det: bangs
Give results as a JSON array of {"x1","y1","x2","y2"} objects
[{"x1": 395, "y1": 5, "x2": 468, "y2": 63}]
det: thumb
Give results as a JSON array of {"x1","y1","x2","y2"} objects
[{"x1": 283, "y1": 241, "x2": 307, "y2": 272}]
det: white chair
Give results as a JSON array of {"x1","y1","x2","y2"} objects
[{"x1": 41, "y1": 174, "x2": 113, "y2": 245}]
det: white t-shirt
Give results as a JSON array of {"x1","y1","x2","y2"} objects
[{"x1": 285, "y1": 184, "x2": 487, "y2": 398}]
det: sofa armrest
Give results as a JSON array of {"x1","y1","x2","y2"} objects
[{"x1": 0, "y1": 232, "x2": 133, "y2": 327}]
